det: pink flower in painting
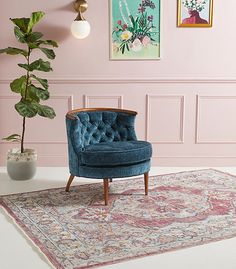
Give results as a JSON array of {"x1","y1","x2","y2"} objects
[
  {"x1": 117, "y1": 20, "x2": 122, "y2": 25},
  {"x1": 122, "y1": 24, "x2": 128, "y2": 30},
  {"x1": 130, "y1": 38, "x2": 143, "y2": 52},
  {"x1": 138, "y1": 5, "x2": 146, "y2": 13},
  {"x1": 148, "y1": 15, "x2": 153, "y2": 22},
  {"x1": 142, "y1": 36, "x2": 151, "y2": 47}
]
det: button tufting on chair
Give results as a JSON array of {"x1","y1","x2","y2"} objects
[{"x1": 65, "y1": 108, "x2": 152, "y2": 205}]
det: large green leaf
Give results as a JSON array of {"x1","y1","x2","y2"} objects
[
  {"x1": 27, "y1": 11, "x2": 45, "y2": 33},
  {"x1": 10, "y1": 76, "x2": 27, "y2": 94},
  {"x1": 0, "y1": 47, "x2": 27, "y2": 57},
  {"x1": 10, "y1": 17, "x2": 30, "y2": 33},
  {"x1": 2, "y1": 134, "x2": 21, "y2": 143},
  {"x1": 26, "y1": 32, "x2": 43, "y2": 43},
  {"x1": 28, "y1": 85, "x2": 40, "y2": 102},
  {"x1": 28, "y1": 43, "x2": 39, "y2": 49},
  {"x1": 29, "y1": 84, "x2": 49, "y2": 100},
  {"x1": 39, "y1": 48, "x2": 55, "y2": 59},
  {"x1": 29, "y1": 59, "x2": 53, "y2": 72},
  {"x1": 14, "y1": 27, "x2": 26, "y2": 43},
  {"x1": 15, "y1": 99, "x2": 38, "y2": 118},
  {"x1": 30, "y1": 74, "x2": 48, "y2": 89},
  {"x1": 18, "y1": 63, "x2": 30, "y2": 71},
  {"x1": 18, "y1": 59, "x2": 52, "y2": 72},
  {"x1": 37, "y1": 104, "x2": 56, "y2": 119},
  {"x1": 37, "y1": 40, "x2": 58, "y2": 48}
]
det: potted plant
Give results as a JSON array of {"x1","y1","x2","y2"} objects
[{"x1": 0, "y1": 11, "x2": 58, "y2": 180}]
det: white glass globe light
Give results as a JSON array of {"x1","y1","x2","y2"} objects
[{"x1": 71, "y1": 20, "x2": 91, "y2": 39}]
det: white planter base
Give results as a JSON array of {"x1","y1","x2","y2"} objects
[{"x1": 7, "y1": 148, "x2": 37, "y2": 180}]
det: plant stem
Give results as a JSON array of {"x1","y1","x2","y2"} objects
[
  {"x1": 21, "y1": 117, "x2": 26, "y2": 153},
  {"x1": 20, "y1": 46, "x2": 31, "y2": 153}
]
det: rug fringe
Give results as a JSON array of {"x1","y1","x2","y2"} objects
[{"x1": 0, "y1": 206, "x2": 58, "y2": 269}]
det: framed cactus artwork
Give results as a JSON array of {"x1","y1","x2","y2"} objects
[
  {"x1": 110, "y1": 0, "x2": 161, "y2": 60},
  {"x1": 177, "y1": 0, "x2": 213, "y2": 27}
]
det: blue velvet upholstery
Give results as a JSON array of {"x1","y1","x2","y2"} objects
[
  {"x1": 66, "y1": 110, "x2": 152, "y2": 179},
  {"x1": 79, "y1": 160, "x2": 151, "y2": 179},
  {"x1": 81, "y1": 141, "x2": 152, "y2": 166}
]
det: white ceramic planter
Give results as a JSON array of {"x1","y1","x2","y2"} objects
[{"x1": 7, "y1": 148, "x2": 37, "y2": 180}]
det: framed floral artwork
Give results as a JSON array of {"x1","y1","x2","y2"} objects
[
  {"x1": 177, "y1": 0, "x2": 213, "y2": 27},
  {"x1": 110, "y1": 0, "x2": 161, "y2": 60}
]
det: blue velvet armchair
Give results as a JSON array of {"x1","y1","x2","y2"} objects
[{"x1": 65, "y1": 108, "x2": 152, "y2": 205}]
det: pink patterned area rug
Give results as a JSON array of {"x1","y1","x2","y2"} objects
[{"x1": 1, "y1": 169, "x2": 236, "y2": 269}]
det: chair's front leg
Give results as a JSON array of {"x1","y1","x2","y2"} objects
[
  {"x1": 103, "y1": 179, "x2": 109, "y2": 205},
  {"x1": 65, "y1": 174, "x2": 75, "y2": 192},
  {"x1": 144, "y1": 172, "x2": 149, "y2": 195}
]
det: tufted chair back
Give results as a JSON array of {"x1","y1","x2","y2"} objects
[{"x1": 66, "y1": 108, "x2": 138, "y2": 174}]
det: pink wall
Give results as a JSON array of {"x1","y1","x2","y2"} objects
[{"x1": 1, "y1": 0, "x2": 236, "y2": 166}]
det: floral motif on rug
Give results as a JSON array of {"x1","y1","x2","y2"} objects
[{"x1": 1, "y1": 169, "x2": 236, "y2": 269}]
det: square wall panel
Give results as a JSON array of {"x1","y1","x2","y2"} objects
[
  {"x1": 0, "y1": 95, "x2": 73, "y2": 145},
  {"x1": 147, "y1": 95, "x2": 185, "y2": 143},
  {"x1": 196, "y1": 95, "x2": 236, "y2": 143},
  {"x1": 84, "y1": 95, "x2": 123, "y2": 108}
]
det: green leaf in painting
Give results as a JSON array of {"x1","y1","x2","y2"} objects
[
  {"x1": 15, "y1": 99, "x2": 38, "y2": 118},
  {"x1": 10, "y1": 17, "x2": 30, "y2": 33},
  {"x1": 30, "y1": 74, "x2": 48, "y2": 89},
  {"x1": 39, "y1": 48, "x2": 56, "y2": 59},
  {"x1": 121, "y1": 44, "x2": 125, "y2": 54},
  {"x1": 10, "y1": 76, "x2": 27, "y2": 94},
  {"x1": 0, "y1": 47, "x2": 27, "y2": 57},
  {"x1": 130, "y1": 15, "x2": 135, "y2": 27},
  {"x1": 27, "y1": 11, "x2": 45, "y2": 33},
  {"x1": 37, "y1": 104, "x2": 56, "y2": 119}
]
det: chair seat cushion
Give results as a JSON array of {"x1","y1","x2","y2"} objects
[{"x1": 81, "y1": 141, "x2": 152, "y2": 167}]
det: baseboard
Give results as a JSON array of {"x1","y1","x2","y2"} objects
[{"x1": 152, "y1": 156, "x2": 236, "y2": 166}]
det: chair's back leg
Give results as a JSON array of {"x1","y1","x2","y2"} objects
[
  {"x1": 144, "y1": 172, "x2": 149, "y2": 195},
  {"x1": 103, "y1": 179, "x2": 109, "y2": 205},
  {"x1": 65, "y1": 175, "x2": 75, "y2": 192}
]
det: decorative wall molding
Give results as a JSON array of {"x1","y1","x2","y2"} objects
[
  {"x1": 2, "y1": 88, "x2": 236, "y2": 166},
  {"x1": 0, "y1": 154, "x2": 68, "y2": 166},
  {"x1": 84, "y1": 94, "x2": 123, "y2": 108},
  {"x1": 2, "y1": 77, "x2": 236, "y2": 84},
  {"x1": 0, "y1": 94, "x2": 73, "y2": 106},
  {"x1": 196, "y1": 95, "x2": 236, "y2": 144},
  {"x1": 146, "y1": 94, "x2": 185, "y2": 144},
  {"x1": 0, "y1": 94, "x2": 73, "y2": 145}
]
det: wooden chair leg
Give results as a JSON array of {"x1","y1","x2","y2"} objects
[
  {"x1": 65, "y1": 175, "x2": 75, "y2": 192},
  {"x1": 144, "y1": 172, "x2": 148, "y2": 195},
  {"x1": 103, "y1": 179, "x2": 109, "y2": 205}
]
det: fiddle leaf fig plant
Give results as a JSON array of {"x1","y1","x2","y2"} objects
[{"x1": 0, "y1": 11, "x2": 58, "y2": 153}]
